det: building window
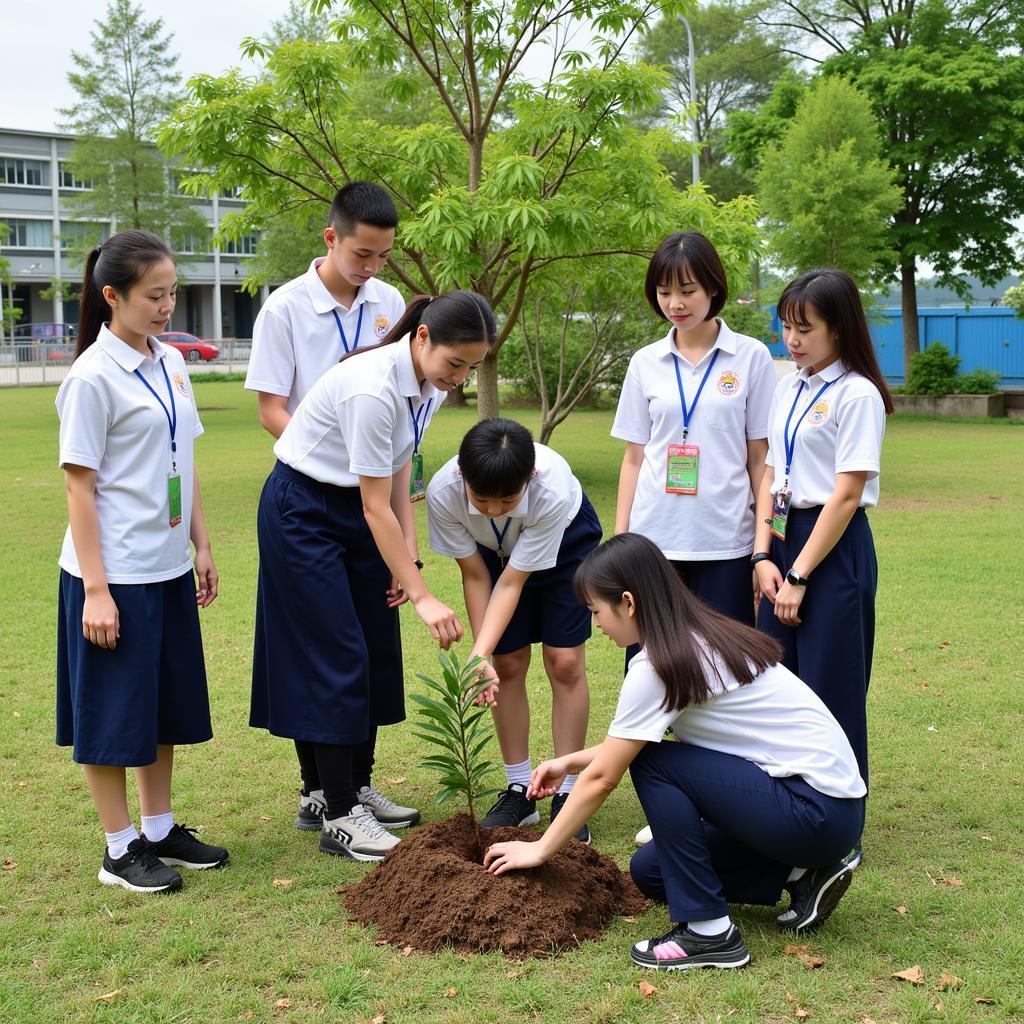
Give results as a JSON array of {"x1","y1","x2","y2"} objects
[
  {"x1": 0, "y1": 156, "x2": 51, "y2": 187},
  {"x1": 59, "y1": 221, "x2": 109, "y2": 250},
  {"x1": 59, "y1": 163, "x2": 93, "y2": 190},
  {"x1": 177, "y1": 227, "x2": 213, "y2": 254},
  {"x1": 224, "y1": 232, "x2": 258, "y2": 255},
  {"x1": 219, "y1": 184, "x2": 244, "y2": 200},
  {"x1": 2, "y1": 218, "x2": 53, "y2": 247}
]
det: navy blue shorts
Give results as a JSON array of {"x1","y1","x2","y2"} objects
[
  {"x1": 250, "y1": 461, "x2": 404, "y2": 745},
  {"x1": 56, "y1": 569, "x2": 212, "y2": 766},
  {"x1": 477, "y1": 493, "x2": 602, "y2": 654}
]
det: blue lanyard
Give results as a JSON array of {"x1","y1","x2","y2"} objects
[
  {"x1": 332, "y1": 304, "x2": 364, "y2": 354},
  {"x1": 782, "y1": 374, "x2": 845, "y2": 478},
  {"x1": 133, "y1": 359, "x2": 178, "y2": 470},
  {"x1": 407, "y1": 397, "x2": 433, "y2": 453},
  {"x1": 673, "y1": 347, "x2": 721, "y2": 441},
  {"x1": 490, "y1": 518, "x2": 512, "y2": 557}
]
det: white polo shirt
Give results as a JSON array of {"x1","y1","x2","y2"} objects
[
  {"x1": 608, "y1": 647, "x2": 866, "y2": 799},
  {"x1": 426, "y1": 443, "x2": 584, "y2": 572},
  {"x1": 56, "y1": 326, "x2": 204, "y2": 584},
  {"x1": 611, "y1": 318, "x2": 776, "y2": 561},
  {"x1": 245, "y1": 257, "x2": 405, "y2": 413},
  {"x1": 765, "y1": 361, "x2": 886, "y2": 508},
  {"x1": 274, "y1": 334, "x2": 444, "y2": 487}
]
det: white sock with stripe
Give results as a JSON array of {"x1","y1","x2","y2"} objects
[
  {"x1": 557, "y1": 774, "x2": 577, "y2": 795},
  {"x1": 141, "y1": 812, "x2": 174, "y2": 843},
  {"x1": 105, "y1": 824, "x2": 140, "y2": 860},
  {"x1": 503, "y1": 758, "x2": 532, "y2": 788}
]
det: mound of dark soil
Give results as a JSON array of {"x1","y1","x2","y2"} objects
[{"x1": 343, "y1": 814, "x2": 648, "y2": 956}]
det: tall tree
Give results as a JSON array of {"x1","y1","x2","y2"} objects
[
  {"x1": 757, "y1": 76, "x2": 901, "y2": 284},
  {"x1": 59, "y1": 0, "x2": 204, "y2": 247},
  {"x1": 756, "y1": 0, "x2": 1024, "y2": 368},
  {"x1": 161, "y1": 0, "x2": 761, "y2": 418}
]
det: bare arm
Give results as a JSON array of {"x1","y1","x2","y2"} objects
[
  {"x1": 614, "y1": 442, "x2": 644, "y2": 534},
  {"x1": 190, "y1": 467, "x2": 218, "y2": 608},
  {"x1": 390, "y1": 459, "x2": 420, "y2": 562},
  {"x1": 468, "y1": 565, "x2": 531, "y2": 660},
  {"x1": 746, "y1": 437, "x2": 769, "y2": 502},
  {"x1": 256, "y1": 392, "x2": 291, "y2": 440},
  {"x1": 457, "y1": 552, "x2": 495, "y2": 641}
]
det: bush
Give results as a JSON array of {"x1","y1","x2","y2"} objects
[
  {"x1": 904, "y1": 342, "x2": 960, "y2": 396},
  {"x1": 722, "y1": 302, "x2": 772, "y2": 343},
  {"x1": 955, "y1": 368, "x2": 1001, "y2": 394}
]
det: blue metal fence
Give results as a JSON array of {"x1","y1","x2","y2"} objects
[{"x1": 766, "y1": 306, "x2": 1024, "y2": 386}]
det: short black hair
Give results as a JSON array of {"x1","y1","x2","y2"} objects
[
  {"x1": 458, "y1": 418, "x2": 536, "y2": 497},
  {"x1": 328, "y1": 181, "x2": 399, "y2": 236},
  {"x1": 644, "y1": 231, "x2": 727, "y2": 321}
]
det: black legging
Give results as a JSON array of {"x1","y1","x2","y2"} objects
[{"x1": 294, "y1": 727, "x2": 377, "y2": 819}]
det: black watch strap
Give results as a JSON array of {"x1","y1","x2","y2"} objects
[
  {"x1": 414, "y1": 559, "x2": 424, "y2": 570},
  {"x1": 750, "y1": 552, "x2": 772, "y2": 566},
  {"x1": 786, "y1": 568, "x2": 810, "y2": 586}
]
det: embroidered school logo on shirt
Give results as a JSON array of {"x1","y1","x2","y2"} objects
[
  {"x1": 172, "y1": 371, "x2": 189, "y2": 397},
  {"x1": 716, "y1": 370, "x2": 740, "y2": 396},
  {"x1": 374, "y1": 314, "x2": 391, "y2": 338},
  {"x1": 808, "y1": 399, "x2": 830, "y2": 425}
]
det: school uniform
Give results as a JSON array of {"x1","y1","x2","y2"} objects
[
  {"x1": 615, "y1": 647, "x2": 865, "y2": 922},
  {"x1": 245, "y1": 258, "x2": 405, "y2": 413},
  {"x1": 55, "y1": 326, "x2": 211, "y2": 766},
  {"x1": 756, "y1": 360, "x2": 886, "y2": 782},
  {"x1": 612, "y1": 319, "x2": 775, "y2": 624},
  {"x1": 426, "y1": 444, "x2": 602, "y2": 653},
  {"x1": 250, "y1": 334, "x2": 443, "y2": 744}
]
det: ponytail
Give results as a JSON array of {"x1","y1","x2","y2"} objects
[{"x1": 76, "y1": 247, "x2": 106, "y2": 359}]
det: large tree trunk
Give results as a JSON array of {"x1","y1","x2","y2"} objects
[
  {"x1": 475, "y1": 352, "x2": 500, "y2": 419},
  {"x1": 901, "y1": 262, "x2": 920, "y2": 378}
]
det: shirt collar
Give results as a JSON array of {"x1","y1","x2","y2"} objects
[
  {"x1": 396, "y1": 333, "x2": 424, "y2": 399},
  {"x1": 656, "y1": 318, "x2": 736, "y2": 364},
  {"x1": 797, "y1": 358, "x2": 848, "y2": 386},
  {"x1": 305, "y1": 257, "x2": 382, "y2": 315},
  {"x1": 98, "y1": 324, "x2": 164, "y2": 372}
]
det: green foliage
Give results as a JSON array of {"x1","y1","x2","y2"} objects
[
  {"x1": 757, "y1": 77, "x2": 901, "y2": 285},
  {"x1": 410, "y1": 652, "x2": 500, "y2": 826},
  {"x1": 1003, "y1": 283, "x2": 1024, "y2": 319},
  {"x1": 722, "y1": 302, "x2": 772, "y2": 343},
  {"x1": 724, "y1": 70, "x2": 807, "y2": 173},
  {"x1": 955, "y1": 368, "x2": 1002, "y2": 395},
  {"x1": 904, "y1": 342, "x2": 961, "y2": 396}
]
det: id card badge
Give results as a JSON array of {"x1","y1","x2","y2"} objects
[
  {"x1": 770, "y1": 488, "x2": 792, "y2": 540},
  {"x1": 410, "y1": 451, "x2": 426, "y2": 502},
  {"x1": 665, "y1": 444, "x2": 699, "y2": 495},
  {"x1": 167, "y1": 473, "x2": 182, "y2": 528}
]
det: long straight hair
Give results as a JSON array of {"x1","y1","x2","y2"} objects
[
  {"x1": 76, "y1": 229, "x2": 173, "y2": 358},
  {"x1": 574, "y1": 534, "x2": 783, "y2": 711},
  {"x1": 777, "y1": 269, "x2": 894, "y2": 413}
]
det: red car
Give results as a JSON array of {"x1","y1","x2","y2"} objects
[{"x1": 157, "y1": 332, "x2": 221, "y2": 362}]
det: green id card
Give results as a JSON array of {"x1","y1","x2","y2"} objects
[
  {"x1": 410, "y1": 451, "x2": 426, "y2": 502},
  {"x1": 168, "y1": 473, "x2": 182, "y2": 527},
  {"x1": 770, "y1": 488, "x2": 791, "y2": 540},
  {"x1": 665, "y1": 443, "x2": 699, "y2": 495}
]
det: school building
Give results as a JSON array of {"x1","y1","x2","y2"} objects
[{"x1": 0, "y1": 126, "x2": 270, "y2": 344}]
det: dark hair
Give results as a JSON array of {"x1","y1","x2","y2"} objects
[
  {"x1": 328, "y1": 181, "x2": 399, "y2": 236},
  {"x1": 644, "y1": 231, "x2": 728, "y2": 321},
  {"x1": 574, "y1": 534, "x2": 782, "y2": 712},
  {"x1": 341, "y1": 289, "x2": 496, "y2": 362},
  {"x1": 458, "y1": 418, "x2": 536, "y2": 497},
  {"x1": 777, "y1": 269, "x2": 894, "y2": 414},
  {"x1": 76, "y1": 229, "x2": 174, "y2": 358}
]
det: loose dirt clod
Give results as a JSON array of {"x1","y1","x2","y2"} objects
[{"x1": 343, "y1": 815, "x2": 648, "y2": 956}]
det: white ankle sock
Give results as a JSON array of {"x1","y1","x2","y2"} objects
[
  {"x1": 688, "y1": 915, "x2": 731, "y2": 937},
  {"x1": 105, "y1": 824, "x2": 140, "y2": 860},
  {"x1": 557, "y1": 774, "x2": 577, "y2": 795},
  {"x1": 504, "y1": 758, "x2": 532, "y2": 788},
  {"x1": 787, "y1": 866, "x2": 808, "y2": 883},
  {"x1": 141, "y1": 812, "x2": 174, "y2": 842}
]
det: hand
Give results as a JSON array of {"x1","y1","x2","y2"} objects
[
  {"x1": 527, "y1": 758, "x2": 569, "y2": 800},
  {"x1": 194, "y1": 547, "x2": 219, "y2": 608},
  {"x1": 483, "y1": 840, "x2": 547, "y2": 875},
  {"x1": 82, "y1": 588, "x2": 119, "y2": 649},
  {"x1": 469, "y1": 659, "x2": 500, "y2": 707},
  {"x1": 411, "y1": 594, "x2": 464, "y2": 650},
  {"x1": 751, "y1": 568, "x2": 762, "y2": 615},
  {"x1": 386, "y1": 574, "x2": 410, "y2": 609},
  {"x1": 773, "y1": 580, "x2": 805, "y2": 626},
  {"x1": 754, "y1": 560, "x2": 783, "y2": 605}
]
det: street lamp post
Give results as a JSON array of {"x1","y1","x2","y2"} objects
[{"x1": 677, "y1": 13, "x2": 700, "y2": 185}]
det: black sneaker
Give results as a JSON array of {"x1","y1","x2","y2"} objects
[
  {"x1": 631, "y1": 923, "x2": 751, "y2": 971},
  {"x1": 295, "y1": 789, "x2": 326, "y2": 831},
  {"x1": 98, "y1": 839, "x2": 182, "y2": 893},
  {"x1": 550, "y1": 792, "x2": 591, "y2": 845},
  {"x1": 777, "y1": 860, "x2": 853, "y2": 932},
  {"x1": 143, "y1": 824, "x2": 229, "y2": 870},
  {"x1": 482, "y1": 784, "x2": 540, "y2": 828}
]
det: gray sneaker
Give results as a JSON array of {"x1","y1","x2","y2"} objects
[
  {"x1": 319, "y1": 805, "x2": 401, "y2": 861},
  {"x1": 356, "y1": 785, "x2": 421, "y2": 829},
  {"x1": 295, "y1": 789, "x2": 326, "y2": 831}
]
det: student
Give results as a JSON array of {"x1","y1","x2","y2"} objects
[
  {"x1": 244, "y1": 181, "x2": 405, "y2": 829},
  {"x1": 426, "y1": 419, "x2": 602, "y2": 841},
  {"x1": 612, "y1": 231, "x2": 776, "y2": 628},
  {"x1": 56, "y1": 230, "x2": 228, "y2": 894},
  {"x1": 250, "y1": 290, "x2": 494, "y2": 861},
  {"x1": 483, "y1": 534, "x2": 865, "y2": 971},
  {"x1": 752, "y1": 269, "x2": 892, "y2": 798}
]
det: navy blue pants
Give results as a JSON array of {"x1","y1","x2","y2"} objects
[
  {"x1": 250, "y1": 462, "x2": 404, "y2": 745},
  {"x1": 756, "y1": 507, "x2": 877, "y2": 783},
  {"x1": 629, "y1": 741, "x2": 864, "y2": 922}
]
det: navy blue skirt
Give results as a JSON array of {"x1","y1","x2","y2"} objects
[
  {"x1": 56, "y1": 569, "x2": 212, "y2": 766},
  {"x1": 250, "y1": 461, "x2": 404, "y2": 744},
  {"x1": 477, "y1": 493, "x2": 603, "y2": 654}
]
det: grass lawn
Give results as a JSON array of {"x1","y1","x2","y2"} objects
[{"x1": 1, "y1": 381, "x2": 1022, "y2": 1024}]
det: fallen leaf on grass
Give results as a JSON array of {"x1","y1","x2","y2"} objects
[
  {"x1": 858, "y1": 1017, "x2": 877, "y2": 1024},
  {"x1": 974, "y1": 996, "x2": 995, "y2": 1005},
  {"x1": 638, "y1": 981, "x2": 658, "y2": 998},
  {"x1": 400, "y1": 945, "x2": 413, "y2": 957},
  {"x1": 371, "y1": 1016, "x2": 389, "y2": 1024},
  {"x1": 802, "y1": 954, "x2": 825, "y2": 969},
  {"x1": 980, "y1": 834, "x2": 992, "y2": 841},
  {"x1": 445, "y1": 987, "x2": 458, "y2": 998},
  {"x1": 785, "y1": 944, "x2": 811, "y2": 956},
  {"x1": 892, "y1": 905, "x2": 908, "y2": 916},
  {"x1": 243, "y1": 1012, "x2": 254, "y2": 1021},
  {"x1": 259, "y1": 815, "x2": 273, "y2": 821},
  {"x1": 93, "y1": 990, "x2": 121, "y2": 1002},
  {"x1": 934, "y1": 1001, "x2": 944, "y2": 1013},
  {"x1": 271, "y1": 879, "x2": 293, "y2": 889},
  {"x1": 795, "y1": 1009, "x2": 810, "y2": 1021},
  {"x1": 274, "y1": 997, "x2": 291, "y2": 1009},
  {"x1": 937, "y1": 971, "x2": 962, "y2": 991},
  {"x1": 936, "y1": 877, "x2": 964, "y2": 887},
  {"x1": 381, "y1": 776, "x2": 407, "y2": 786},
  {"x1": 891, "y1": 965, "x2": 925, "y2": 985},
  {"x1": 12, "y1": 711, "x2": 20, "y2": 719},
  {"x1": 2, "y1": 859, "x2": 17, "y2": 871},
  {"x1": 622, "y1": 916, "x2": 637, "y2": 923}
]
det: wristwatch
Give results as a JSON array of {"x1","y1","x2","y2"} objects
[
  {"x1": 785, "y1": 568, "x2": 810, "y2": 587},
  {"x1": 414, "y1": 559, "x2": 424, "y2": 570},
  {"x1": 750, "y1": 552, "x2": 772, "y2": 566}
]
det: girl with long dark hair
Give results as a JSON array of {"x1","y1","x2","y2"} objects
[{"x1": 484, "y1": 533, "x2": 865, "y2": 972}]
